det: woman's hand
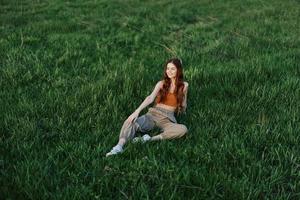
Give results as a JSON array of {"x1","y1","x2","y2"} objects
[{"x1": 125, "y1": 111, "x2": 139, "y2": 124}]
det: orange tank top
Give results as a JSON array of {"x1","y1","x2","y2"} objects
[{"x1": 155, "y1": 92, "x2": 177, "y2": 107}]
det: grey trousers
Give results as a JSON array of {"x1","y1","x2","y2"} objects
[{"x1": 119, "y1": 106, "x2": 188, "y2": 142}]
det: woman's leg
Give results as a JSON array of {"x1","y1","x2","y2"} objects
[
  {"x1": 117, "y1": 113, "x2": 155, "y2": 146},
  {"x1": 106, "y1": 114, "x2": 155, "y2": 156},
  {"x1": 150, "y1": 135, "x2": 163, "y2": 141},
  {"x1": 151, "y1": 119, "x2": 188, "y2": 141}
]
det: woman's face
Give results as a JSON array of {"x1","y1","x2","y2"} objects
[{"x1": 166, "y1": 63, "x2": 177, "y2": 79}]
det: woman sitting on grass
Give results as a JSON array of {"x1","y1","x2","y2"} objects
[{"x1": 106, "y1": 58, "x2": 189, "y2": 157}]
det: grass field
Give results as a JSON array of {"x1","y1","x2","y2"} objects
[{"x1": 1, "y1": 0, "x2": 300, "y2": 199}]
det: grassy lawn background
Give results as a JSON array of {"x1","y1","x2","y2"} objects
[{"x1": 1, "y1": 0, "x2": 299, "y2": 199}]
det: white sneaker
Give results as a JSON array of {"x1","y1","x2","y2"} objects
[
  {"x1": 142, "y1": 134, "x2": 151, "y2": 142},
  {"x1": 106, "y1": 145, "x2": 123, "y2": 157},
  {"x1": 132, "y1": 134, "x2": 151, "y2": 143},
  {"x1": 132, "y1": 136, "x2": 142, "y2": 143}
]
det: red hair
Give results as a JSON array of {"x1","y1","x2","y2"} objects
[{"x1": 156, "y1": 58, "x2": 185, "y2": 115}]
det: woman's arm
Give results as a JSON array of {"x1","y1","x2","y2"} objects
[
  {"x1": 182, "y1": 82, "x2": 189, "y2": 112},
  {"x1": 125, "y1": 81, "x2": 163, "y2": 123},
  {"x1": 135, "y1": 80, "x2": 163, "y2": 114}
]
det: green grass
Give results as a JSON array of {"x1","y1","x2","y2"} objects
[{"x1": 1, "y1": 0, "x2": 299, "y2": 199}]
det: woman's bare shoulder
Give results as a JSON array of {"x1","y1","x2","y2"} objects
[
  {"x1": 157, "y1": 80, "x2": 164, "y2": 88},
  {"x1": 183, "y1": 81, "x2": 189, "y2": 92},
  {"x1": 184, "y1": 81, "x2": 189, "y2": 87}
]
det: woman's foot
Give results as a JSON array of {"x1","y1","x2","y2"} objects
[
  {"x1": 106, "y1": 145, "x2": 123, "y2": 157},
  {"x1": 132, "y1": 134, "x2": 151, "y2": 143}
]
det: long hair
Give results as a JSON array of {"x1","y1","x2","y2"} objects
[{"x1": 156, "y1": 58, "x2": 185, "y2": 115}]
